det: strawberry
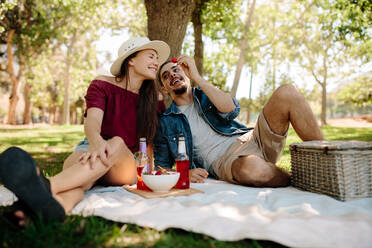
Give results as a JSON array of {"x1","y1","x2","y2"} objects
[
  {"x1": 171, "y1": 57, "x2": 178, "y2": 63},
  {"x1": 155, "y1": 170, "x2": 162, "y2": 175}
]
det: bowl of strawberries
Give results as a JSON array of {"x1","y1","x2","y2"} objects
[{"x1": 142, "y1": 168, "x2": 180, "y2": 193}]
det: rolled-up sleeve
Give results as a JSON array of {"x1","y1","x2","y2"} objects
[{"x1": 217, "y1": 97, "x2": 240, "y2": 120}]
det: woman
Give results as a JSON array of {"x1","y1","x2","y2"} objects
[{"x1": 0, "y1": 37, "x2": 170, "y2": 226}]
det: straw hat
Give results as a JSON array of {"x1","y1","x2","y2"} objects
[{"x1": 110, "y1": 37, "x2": 170, "y2": 76}]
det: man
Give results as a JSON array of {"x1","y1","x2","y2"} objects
[{"x1": 154, "y1": 55, "x2": 324, "y2": 187}]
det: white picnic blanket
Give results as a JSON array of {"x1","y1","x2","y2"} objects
[{"x1": 1, "y1": 179, "x2": 372, "y2": 248}]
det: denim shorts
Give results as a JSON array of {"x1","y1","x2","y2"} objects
[{"x1": 74, "y1": 137, "x2": 89, "y2": 152}]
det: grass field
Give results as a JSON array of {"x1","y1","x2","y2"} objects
[{"x1": 0, "y1": 125, "x2": 371, "y2": 248}]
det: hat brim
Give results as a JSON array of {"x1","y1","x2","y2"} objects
[{"x1": 110, "y1": 40, "x2": 170, "y2": 76}]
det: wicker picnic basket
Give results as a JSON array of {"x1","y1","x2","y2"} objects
[{"x1": 290, "y1": 140, "x2": 372, "y2": 201}]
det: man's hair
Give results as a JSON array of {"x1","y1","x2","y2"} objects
[{"x1": 157, "y1": 60, "x2": 172, "y2": 86}]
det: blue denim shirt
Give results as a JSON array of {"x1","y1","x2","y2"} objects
[{"x1": 154, "y1": 87, "x2": 252, "y2": 176}]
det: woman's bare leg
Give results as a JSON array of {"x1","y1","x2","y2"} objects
[{"x1": 50, "y1": 136, "x2": 136, "y2": 213}]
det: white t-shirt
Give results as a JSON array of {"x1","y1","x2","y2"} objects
[{"x1": 178, "y1": 101, "x2": 237, "y2": 171}]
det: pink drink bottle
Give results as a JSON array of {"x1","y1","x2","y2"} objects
[
  {"x1": 135, "y1": 137, "x2": 151, "y2": 190},
  {"x1": 175, "y1": 136, "x2": 190, "y2": 189}
]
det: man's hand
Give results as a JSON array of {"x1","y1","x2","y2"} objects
[
  {"x1": 176, "y1": 55, "x2": 203, "y2": 84},
  {"x1": 189, "y1": 168, "x2": 209, "y2": 183},
  {"x1": 176, "y1": 55, "x2": 235, "y2": 113}
]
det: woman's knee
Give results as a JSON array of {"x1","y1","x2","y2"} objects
[
  {"x1": 109, "y1": 136, "x2": 125, "y2": 148},
  {"x1": 63, "y1": 151, "x2": 84, "y2": 170}
]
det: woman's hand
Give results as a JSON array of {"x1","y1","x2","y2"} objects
[
  {"x1": 189, "y1": 168, "x2": 209, "y2": 183},
  {"x1": 79, "y1": 138, "x2": 113, "y2": 169}
]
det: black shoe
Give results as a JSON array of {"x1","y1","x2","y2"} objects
[
  {"x1": 0, "y1": 147, "x2": 65, "y2": 223},
  {"x1": 1, "y1": 200, "x2": 33, "y2": 229}
]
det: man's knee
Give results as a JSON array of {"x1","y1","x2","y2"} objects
[
  {"x1": 232, "y1": 156, "x2": 275, "y2": 187},
  {"x1": 273, "y1": 84, "x2": 302, "y2": 103}
]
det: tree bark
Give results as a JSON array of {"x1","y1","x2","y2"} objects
[
  {"x1": 321, "y1": 79, "x2": 327, "y2": 126},
  {"x1": 145, "y1": 0, "x2": 196, "y2": 59},
  {"x1": 41, "y1": 106, "x2": 47, "y2": 123},
  {"x1": 23, "y1": 82, "x2": 33, "y2": 124},
  {"x1": 321, "y1": 49, "x2": 329, "y2": 126},
  {"x1": 7, "y1": 29, "x2": 21, "y2": 125},
  {"x1": 192, "y1": 0, "x2": 204, "y2": 76},
  {"x1": 62, "y1": 31, "x2": 77, "y2": 125},
  {"x1": 246, "y1": 110, "x2": 250, "y2": 124},
  {"x1": 49, "y1": 107, "x2": 55, "y2": 125},
  {"x1": 70, "y1": 107, "x2": 77, "y2": 124},
  {"x1": 230, "y1": 0, "x2": 256, "y2": 98}
]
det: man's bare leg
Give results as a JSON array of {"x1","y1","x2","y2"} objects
[
  {"x1": 232, "y1": 155, "x2": 290, "y2": 187},
  {"x1": 263, "y1": 84, "x2": 324, "y2": 140},
  {"x1": 231, "y1": 84, "x2": 322, "y2": 187}
]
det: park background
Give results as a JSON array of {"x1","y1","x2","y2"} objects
[
  {"x1": 0, "y1": 0, "x2": 371, "y2": 127},
  {"x1": 0, "y1": 0, "x2": 371, "y2": 247}
]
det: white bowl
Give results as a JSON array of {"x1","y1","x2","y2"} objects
[{"x1": 142, "y1": 172, "x2": 180, "y2": 193}]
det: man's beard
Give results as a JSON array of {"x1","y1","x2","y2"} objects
[{"x1": 173, "y1": 86, "x2": 187, "y2": 95}]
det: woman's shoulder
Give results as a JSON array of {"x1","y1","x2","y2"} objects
[
  {"x1": 92, "y1": 75, "x2": 117, "y2": 84},
  {"x1": 90, "y1": 75, "x2": 123, "y2": 90}
]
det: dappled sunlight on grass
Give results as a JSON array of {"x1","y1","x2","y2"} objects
[
  {"x1": 106, "y1": 224, "x2": 163, "y2": 247},
  {"x1": 0, "y1": 125, "x2": 84, "y2": 176},
  {"x1": 0, "y1": 125, "x2": 84, "y2": 154}
]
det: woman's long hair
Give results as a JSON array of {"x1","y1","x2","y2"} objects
[{"x1": 116, "y1": 52, "x2": 159, "y2": 143}]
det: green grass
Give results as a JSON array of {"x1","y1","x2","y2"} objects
[{"x1": 1, "y1": 125, "x2": 371, "y2": 247}]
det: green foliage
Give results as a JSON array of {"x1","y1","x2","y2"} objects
[
  {"x1": 202, "y1": 0, "x2": 243, "y2": 43},
  {"x1": 203, "y1": 43, "x2": 238, "y2": 90},
  {"x1": 0, "y1": 0, "x2": 17, "y2": 34},
  {"x1": 336, "y1": 74, "x2": 372, "y2": 106},
  {"x1": 332, "y1": 0, "x2": 372, "y2": 42}
]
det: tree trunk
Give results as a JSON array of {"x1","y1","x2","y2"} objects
[
  {"x1": 320, "y1": 48, "x2": 328, "y2": 126},
  {"x1": 192, "y1": 0, "x2": 203, "y2": 76},
  {"x1": 70, "y1": 107, "x2": 77, "y2": 124},
  {"x1": 62, "y1": 59, "x2": 71, "y2": 125},
  {"x1": 246, "y1": 110, "x2": 250, "y2": 124},
  {"x1": 80, "y1": 110, "x2": 85, "y2": 124},
  {"x1": 271, "y1": 2, "x2": 278, "y2": 92},
  {"x1": 7, "y1": 29, "x2": 21, "y2": 125},
  {"x1": 145, "y1": 0, "x2": 196, "y2": 59},
  {"x1": 23, "y1": 82, "x2": 33, "y2": 124},
  {"x1": 321, "y1": 81, "x2": 327, "y2": 126},
  {"x1": 49, "y1": 107, "x2": 55, "y2": 124},
  {"x1": 62, "y1": 31, "x2": 77, "y2": 125},
  {"x1": 41, "y1": 106, "x2": 47, "y2": 123},
  {"x1": 272, "y1": 47, "x2": 276, "y2": 92},
  {"x1": 230, "y1": 0, "x2": 256, "y2": 98},
  {"x1": 55, "y1": 106, "x2": 61, "y2": 124}
]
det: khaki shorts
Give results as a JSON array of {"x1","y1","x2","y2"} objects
[{"x1": 212, "y1": 111, "x2": 287, "y2": 183}]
